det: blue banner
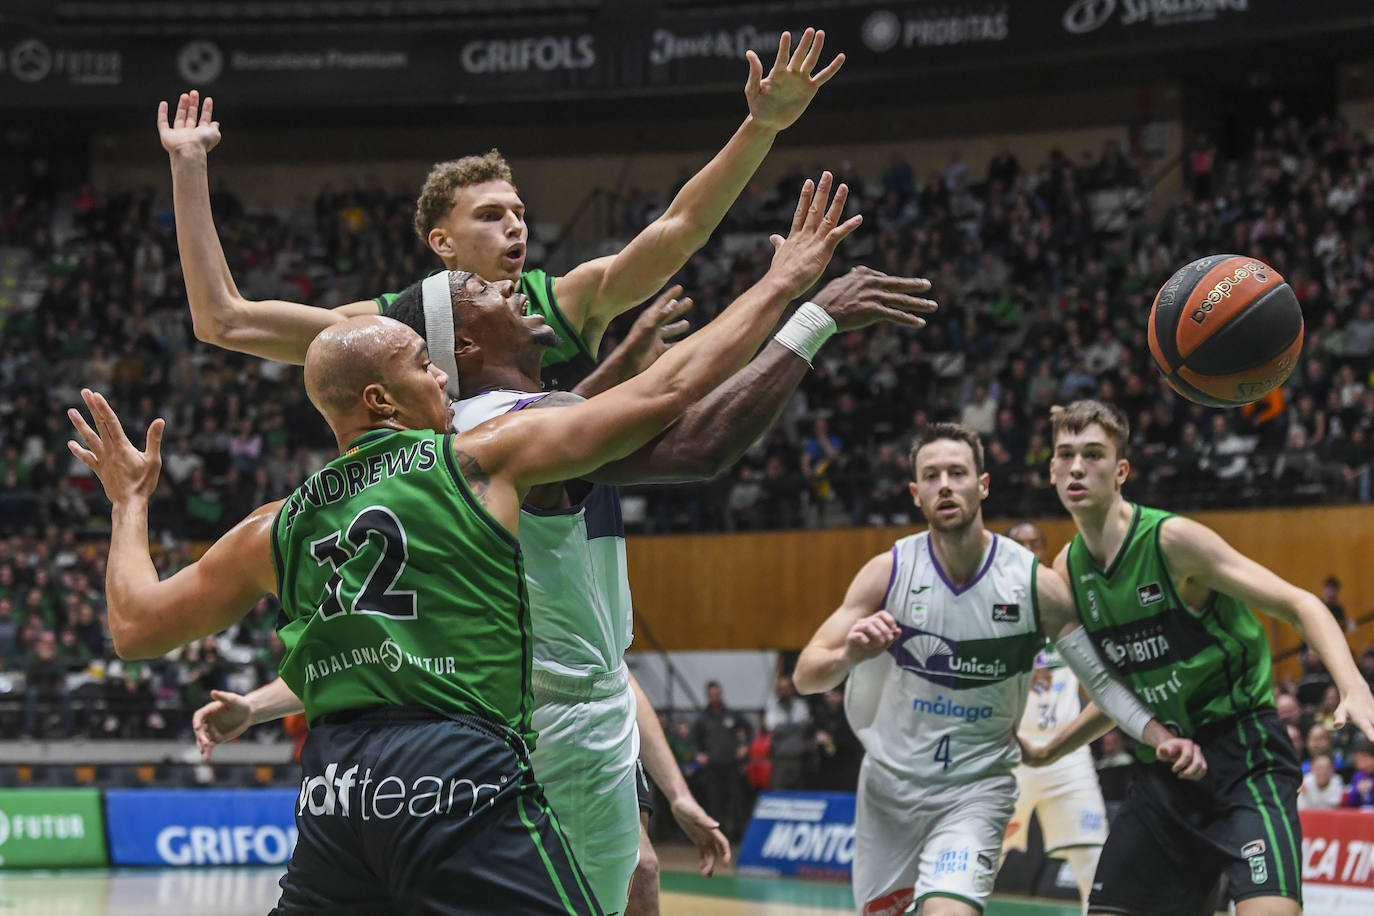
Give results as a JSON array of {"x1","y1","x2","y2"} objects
[
  {"x1": 737, "y1": 791, "x2": 855, "y2": 880},
  {"x1": 104, "y1": 789, "x2": 299, "y2": 867}
]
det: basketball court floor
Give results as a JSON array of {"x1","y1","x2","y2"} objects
[{"x1": 0, "y1": 866, "x2": 1082, "y2": 915}]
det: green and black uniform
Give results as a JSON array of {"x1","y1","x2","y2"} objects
[
  {"x1": 1065, "y1": 503, "x2": 1301, "y2": 913},
  {"x1": 268, "y1": 429, "x2": 601, "y2": 916},
  {"x1": 374, "y1": 268, "x2": 598, "y2": 392}
]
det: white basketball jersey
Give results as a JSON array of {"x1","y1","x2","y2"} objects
[
  {"x1": 452, "y1": 390, "x2": 633, "y2": 678},
  {"x1": 845, "y1": 532, "x2": 1042, "y2": 784}
]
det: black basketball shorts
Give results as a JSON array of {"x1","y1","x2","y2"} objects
[
  {"x1": 1089, "y1": 711, "x2": 1303, "y2": 915},
  {"x1": 272, "y1": 706, "x2": 603, "y2": 915},
  {"x1": 635, "y1": 759, "x2": 654, "y2": 818}
]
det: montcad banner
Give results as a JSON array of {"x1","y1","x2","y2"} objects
[{"x1": 0, "y1": 1, "x2": 1371, "y2": 108}]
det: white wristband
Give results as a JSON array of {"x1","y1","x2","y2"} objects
[{"x1": 773, "y1": 301, "x2": 837, "y2": 367}]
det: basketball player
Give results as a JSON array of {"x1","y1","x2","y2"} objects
[
  {"x1": 1001, "y1": 521, "x2": 1107, "y2": 913},
  {"x1": 164, "y1": 26, "x2": 844, "y2": 391},
  {"x1": 1039, "y1": 399, "x2": 1374, "y2": 916},
  {"x1": 71, "y1": 191, "x2": 862, "y2": 912},
  {"x1": 175, "y1": 169, "x2": 934, "y2": 912},
  {"x1": 792, "y1": 423, "x2": 1205, "y2": 916}
]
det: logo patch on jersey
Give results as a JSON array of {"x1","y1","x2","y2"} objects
[
  {"x1": 1137, "y1": 582, "x2": 1165, "y2": 606},
  {"x1": 911, "y1": 585, "x2": 931, "y2": 596},
  {"x1": 1079, "y1": 573, "x2": 1095, "y2": 584},
  {"x1": 992, "y1": 603, "x2": 1020, "y2": 623},
  {"x1": 1085, "y1": 590, "x2": 1101, "y2": 621},
  {"x1": 1241, "y1": 840, "x2": 1265, "y2": 859},
  {"x1": 888, "y1": 624, "x2": 1017, "y2": 688}
]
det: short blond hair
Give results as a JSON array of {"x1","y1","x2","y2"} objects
[
  {"x1": 1050, "y1": 399, "x2": 1130, "y2": 458},
  {"x1": 413, "y1": 149, "x2": 515, "y2": 240}
]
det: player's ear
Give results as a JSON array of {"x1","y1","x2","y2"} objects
[
  {"x1": 978, "y1": 472, "x2": 990, "y2": 501},
  {"x1": 361, "y1": 382, "x2": 393, "y2": 418},
  {"x1": 908, "y1": 480, "x2": 920, "y2": 507},
  {"x1": 1115, "y1": 456, "x2": 1130, "y2": 487},
  {"x1": 453, "y1": 333, "x2": 478, "y2": 362},
  {"x1": 427, "y1": 226, "x2": 454, "y2": 260}
]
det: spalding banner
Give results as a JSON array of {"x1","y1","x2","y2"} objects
[
  {"x1": 104, "y1": 789, "x2": 298, "y2": 867},
  {"x1": 737, "y1": 791, "x2": 856, "y2": 880}
]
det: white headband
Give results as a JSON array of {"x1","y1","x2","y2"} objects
[{"x1": 421, "y1": 271, "x2": 463, "y2": 399}]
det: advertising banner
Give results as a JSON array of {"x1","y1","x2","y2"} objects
[
  {"x1": 737, "y1": 791, "x2": 856, "y2": 880},
  {"x1": 1, "y1": 1, "x2": 1371, "y2": 108},
  {"x1": 1300, "y1": 808, "x2": 1374, "y2": 915},
  {"x1": 104, "y1": 788, "x2": 299, "y2": 867},
  {"x1": 0, "y1": 788, "x2": 107, "y2": 869}
]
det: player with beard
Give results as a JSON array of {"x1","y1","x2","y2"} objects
[
  {"x1": 180, "y1": 172, "x2": 938, "y2": 913},
  {"x1": 72, "y1": 184, "x2": 870, "y2": 913},
  {"x1": 1026, "y1": 400, "x2": 1374, "y2": 916},
  {"x1": 793, "y1": 423, "x2": 1206, "y2": 916},
  {"x1": 1000, "y1": 521, "x2": 1108, "y2": 913}
]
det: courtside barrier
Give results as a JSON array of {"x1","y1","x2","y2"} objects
[
  {"x1": 737, "y1": 791, "x2": 855, "y2": 880},
  {"x1": 1300, "y1": 808, "x2": 1374, "y2": 911},
  {"x1": 0, "y1": 788, "x2": 106, "y2": 868},
  {"x1": 104, "y1": 789, "x2": 298, "y2": 866}
]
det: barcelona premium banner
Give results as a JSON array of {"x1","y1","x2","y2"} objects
[
  {"x1": 0, "y1": 788, "x2": 107, "y2": 869},
  {"x1": 0, "y1": 1, "x2": 1371, "y2": 108}
]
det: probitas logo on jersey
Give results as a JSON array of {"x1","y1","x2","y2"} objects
[{"x1": 889, "y1": 625, "x2": 1008, "y2": 687}]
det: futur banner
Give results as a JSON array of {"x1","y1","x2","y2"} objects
[
  {"x1": 104, "y1": 788, "x2": 299, "y2": 867},
  {"x1": 0, "y1": 0, "x2": 1370, "y2": 108},
  {"x1": 0, "y1": 788, "x2": 107, "y2": 868},
  {"x1": 737, "y1": 791, "x2": 856, "y2": 880}
]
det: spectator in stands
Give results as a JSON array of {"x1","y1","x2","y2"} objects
[
  {"x1": 1344, "y1": 735, "x2": 1374, "y2": 808},
  {"x1": 1299, "y1": 753, "x2": 1345, "y2": 810},
  {"x1": 1321, "y1": 576, "x2": 1356, "y2": 633},
  {"x1": 692, "y1": 681, "x2": 751, "y2": 840},
  {"x1": 811, "y1": 686, "x2": 862, "y2": 791},
  {"x1": 763, "y1": 674, "x2": 813, "y2": 791},
  {"x1": 23, "y1": 631, "x2": 70, "y2": 738}
]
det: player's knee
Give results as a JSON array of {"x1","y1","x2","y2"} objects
[{"x1": 633, "y1": 843, "x2": 660, "y2": 882}]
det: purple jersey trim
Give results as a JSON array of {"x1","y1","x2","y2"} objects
[
  {"x1": 508, "y1": 393, "x2": 551, "y2": 413},
  {"x1": 928, "y1": 534, "x2": 998, "y2": 596},
  {"x1": 879, "y1": 545, "x2": 899, "y2": 611}
]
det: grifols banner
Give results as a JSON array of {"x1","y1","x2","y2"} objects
[{"x1": 0, "y1": 1, "x2": 1371, "y2": 108}]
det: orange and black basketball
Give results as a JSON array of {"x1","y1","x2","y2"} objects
[{"x1": 1147, "y1": 254, "x2": 1304, "y2": 407}]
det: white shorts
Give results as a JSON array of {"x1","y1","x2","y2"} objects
[
  {"x1": 530, "y1": 665, "x2": 641, "y2": 916},
  {"x1": 1005, "y1": 749, "x2": 1108, "y2": 856},
  {"x1": 853, "y1": 755, "x2": 1015, "y2": 916}
]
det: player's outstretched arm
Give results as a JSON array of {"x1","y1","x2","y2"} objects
[
  {"x1": 629, "y1": 673, "x2": 731, "y2": 876},
  {"x1": 590, "y1": 267, "x2": 934, "y2": 484},
  {"x1": 465, "y1": 173, "x2": 861, "y2": 498},
  {"x1": 794, "y1": 552, "x2": 900, "y2": 695},
  {"x1": 1020, "y1": 701, "x2": 1113, "y2": 768},
  {"x1": 67, "y1": 388, "x2": 279, "y2": 659},
  {"x1": 553, "y1": 28, "x2": 844, "y2": 352},
  {"x1": 160, "y1": 92, "x2": 369, "y2": 365},
  {"x1": 1038, "y1": 561, "x2": 1207, "y2": 780},
  {"x1": 193, "y1": 678, "x2": 305, "y2": 761},
  {"x1": 569, "y1": 287, "x2": 695, "y2": 399},
  {"x1": 1159, "y1": 516, "x2": 1374, "y2": 741}
]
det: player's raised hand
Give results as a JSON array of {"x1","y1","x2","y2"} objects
[
  {"x1": 68, "y1": 389, "x2": 164, "y2": 507},
  {"x1": 811, "y1": 266, "x2": 937, "y2": 332},
  {"x1": 766, "y1": 172, "x2": 862, "y2": 298},
  {"x1": 745, "y1": 28, "x2": 845, "y2": 132},
  {"x1": 610, "y1": 285, "x2": 695, "y2": 379},
  {"x1": 192, "y1": 689, "x2": 254, "y2": 761},
  {"x1": 1155, "y1": 736, "x2": 1207, "y2": 781},
  {"x1": 158, "y1": 89, "x2": 221, "y2": 157},
  {"x1": 1332, "y1": 682, "x2": 1374, "y2": 743},
  {"x1": 844, "y1": 610, "x2": 901, "y2": 663},
  {"x1": 669, "y1": 793, "x2": 732, "y2": 877}
]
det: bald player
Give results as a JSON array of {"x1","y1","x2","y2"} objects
[
  {"x1": 69, "y1": 189, "x2": 856, "y2": 912},
  {"x1": 1001, "y1": 522, "x2": 1108, "y2": 913}
]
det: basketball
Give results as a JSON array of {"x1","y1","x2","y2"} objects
[{"x1": 1147, "y1": 254, "x2": 1304, "y2": 407}]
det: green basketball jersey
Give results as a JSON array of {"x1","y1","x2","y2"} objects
[
  {"x1": 1065, "y1": 504, "x2": 1274, "y2": 760},
  {"x1": 270, "y1": 429, "x2": 535, "y2": 744},
  {"x1": 372, "y1": 268, "x2": 597, "y2": 388}
]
